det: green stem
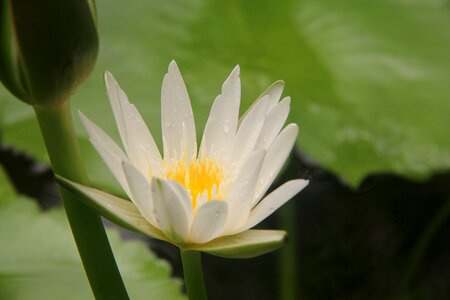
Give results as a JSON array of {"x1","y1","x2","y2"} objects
[
  {"x1": 278, "y1": 153, "x2": 300, "y2": 300},
  {"x1": 34, "y1": 102, "x2": 129, "y2": 300},
  {"x1": 401, "y1": 196, "x2": 450, "y2": 292},
  {"x1": 180, "y1": 250, "x2": 208, "y2": 300},
  {"x1": 279, "y1": 199, "x2": 298, "y2": 300}
]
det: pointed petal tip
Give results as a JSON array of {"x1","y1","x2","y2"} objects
[
  {"x1": 232, "y1": 64, "x2": 240, "y2": 75},
  {"x1": 78, "y1": 110, "x2": 86, "y2": 119},
  {"x1": 168, "y1": 60, "x2": 179, "y2": 72},
  {"x1": 78, "y1": 111, "x2": 94, "y2": 131},
  {"x1": 298, "y1": 178, "x2": 310, "y2": 184},
  {"x1": 282, "y1": 96, "x2": 291, "y2": 104},
  {"x1": 294, "y1": 178, "x2": 310, "y2": 190},
  {"x1": 266, "y1": 80, "x2": 285, "y2": 94},
  {"x1": 285, "y1": 123, "x2": 299, "y2": 134},
  {"x1": 222, "y1": 64, "x2": 241, "y2": 87},
  {"x1": 104, "y1": 71, "x2": 116, "y2": 86},
  {"x1": 274, "y1": 80, "x2": 285, "y2": 86}
]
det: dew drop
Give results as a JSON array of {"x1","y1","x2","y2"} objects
[{"x1": 223, "y1": 120, "x2": 230, "y2": 133}]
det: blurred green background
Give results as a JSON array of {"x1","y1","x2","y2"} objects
[{"x1": 1, "y1": 0, "x2": 450, "y2": 299}]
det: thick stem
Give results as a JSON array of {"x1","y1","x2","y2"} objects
[
  {"x1": 278, "y1": 153, "x2": 301, "y2": 300},
  {"x1": 279, "y1": 199, "x2": 298, "y2": 300},
  {"x1": 34, "y1": 102, "x2": 129, "y2": 300},
  {"x1": 180, "y1": 250, "x2": 208, "y2": 300},
  {"x1": 401, "y1": 196, "x2": 450, "y2": 292}
]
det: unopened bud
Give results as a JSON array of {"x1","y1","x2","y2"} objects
[{"x1": 0, "y1": 0, "x2": 98, "y2": 106}]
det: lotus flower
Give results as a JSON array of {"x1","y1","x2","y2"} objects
[{"x1": 59, "y1": 61, "x2": 308, "y2": 258}]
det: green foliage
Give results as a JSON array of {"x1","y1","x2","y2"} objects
[
  {"x1": 1, "y1": 0, "x2": 449, "y2": 187},
  {"x1": 0, "y1": 171, "x2": 186, "y2": 300}
]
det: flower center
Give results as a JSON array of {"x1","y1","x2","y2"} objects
[{"x1": 165, "y1": 158, "x2": 224, "y2": 208}]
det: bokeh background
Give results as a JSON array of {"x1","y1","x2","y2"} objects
[{"x1": 1, "y1": 0, "x2": 450, "y2": 299}]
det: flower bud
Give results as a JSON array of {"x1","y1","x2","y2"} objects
[{"x1": 0, "y1": 0, "x2": 98, "y2": 106}]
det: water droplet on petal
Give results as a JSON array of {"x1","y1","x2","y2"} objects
[{"x1": 223, "y1": 120, "x2": 230, "y2": 133}]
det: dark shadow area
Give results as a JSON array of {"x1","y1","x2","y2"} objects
[{"x1": 1, "y1": 144, "x2": 449, "y2": 300}]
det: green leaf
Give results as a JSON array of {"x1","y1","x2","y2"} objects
[
  {"x1": 0, "y1": 178, "x2": 185, "y2": 300},
  {"x1": 185, "y1": 229, "x2": 287, "y2": 259},
  {"x1": 0, "y1": 167, "x2": 15, "y2": 205},
  {"x1": 1, "y1": 0, "x2": 450, "y2": 187}
]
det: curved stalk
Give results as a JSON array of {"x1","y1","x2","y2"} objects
[
  {"x1": 34, "y1": 102, "x2": 129, "y2": 299},
  {"x1": 180, "y1": 250, "x2": 208, "y2": 300}
]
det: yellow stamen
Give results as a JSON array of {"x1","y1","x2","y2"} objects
[{"x1": 165, "y1": 158, "x2": 224, "y2": 208}]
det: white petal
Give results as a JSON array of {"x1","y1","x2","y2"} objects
[
  {"x1": 122, "y1": 161, "x2": 157, "y2": 226},
  {"x1": 195, "y1": 191, "x2": 208, "y2": 211},
  {"x1": 105, "y1": 72, "x2": 162, "y2": 177},
  {"x1": 239, "y1": 80, "x2": 284, "y2": 122},
  {"x1": 255, "y1": 123, "x2": 298, "y2": 202},
  {"x1": 240, "y1": 179, "x2": 309, "y2": 232},
  {"x1": 229, "y1": 95, "x2": 269, "y2": 168},
  {"x1": 161, "y1": 61, "x2": 196, "y2": 161},
  {"x1": 255, "y1": 97, "x2": 291, "y2": 150},
  {"x1": 151, "y1": 178, "x2": 192, "y2": 243},
  {"x1": 79, "y1": 112, "x2": 130, "y2": 195},
  {"x1": 189, "y1": 200, "x2": 228, "y2": 244},
  {"x1": 224, "y1": 150, "x2": 265, "y2": 233},
  {"x1": 122, "y1": 103, "x2": 163, "y2": 177},
  {"x1": 260, "y1": 80, "x2": 285, "y2": 111},
  {"x1": 200, "y1": 66, "x2": 240, "y2": 160},
  {"x1": 104, "y1": 72, "x2": 131, "y2": 154}
]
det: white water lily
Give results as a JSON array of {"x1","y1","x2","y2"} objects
[{"x1": 60, "y1": 61, "x2": 308, "y2": 258}]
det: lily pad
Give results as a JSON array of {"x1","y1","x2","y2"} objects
[
  {"x1": 1, "y1": 0, "x2": 449, "y2": 187},
  {"x1": 0, "y1": 169, "x2": 185, "y2": 300}
]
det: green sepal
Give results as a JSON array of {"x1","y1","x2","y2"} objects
[
  {"x1": 185, "y1": 229, "x2": 287, "y2": 259},
  {"x1": 56, "y1": 175, "x2": 168, "y2": 242}
]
